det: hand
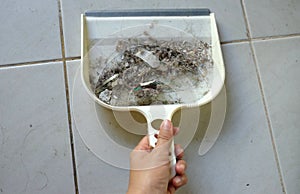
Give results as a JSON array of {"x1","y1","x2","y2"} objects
[{"x1": 127, "y1": 119, "x2": 188, "y2": 194}]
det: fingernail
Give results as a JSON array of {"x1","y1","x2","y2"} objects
[
  {"x1": 161, "y1": 119, "x2": 171, "y2": 130},
  {"x1": 174, "y1": 177, "x2": 181, "y2": 185}
]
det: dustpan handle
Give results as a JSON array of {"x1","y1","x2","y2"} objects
[
  {"x1": 138, "y1": 105, "x2": 180, "y2": 179},
  {"x1": 148, "y1": 123, "x2": 177, "y2": 179}
]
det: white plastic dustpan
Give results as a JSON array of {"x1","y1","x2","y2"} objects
[{"x1": 81, "y1": 9, "x2": 225, "y2": 178}]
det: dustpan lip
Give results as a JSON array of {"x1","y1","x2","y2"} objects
[
  {"x1": 84, "y1": 9, "x2": 211, "y2": 18},
  {"x1": 84, "y1": 8, "x2": 211, "y2": 17}
]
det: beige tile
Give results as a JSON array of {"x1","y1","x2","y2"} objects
[
  {"x1": 244, "y1": 0, "x2": 300, "y2": 38},
  {"x1": 254, "y1": 37, "x2": 300, "y2": 194},
  {"x1": 0, "y1": 62, "x2": 74, "y2": 193},
  {"x1": 0, "y1": 0, "x2": 61, "y2": 65}
]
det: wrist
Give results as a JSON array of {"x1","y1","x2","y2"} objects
[
  {"x1": 127, "y1": 185, "x2": 149, "y2": 194},
  {"x1": 127, "y1": 184, "x2": 166, "y2": 194}
]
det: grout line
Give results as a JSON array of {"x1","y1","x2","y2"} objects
[
  {"x1": 221, "y1": 39, "x2": 249, "y2": 45},
  {"x1": 240, "y1": 0, "x2": 286, "y2": 193},
  {"x1": 220, "y1": 32, "x2": 300, "y2": 46},
  {"x1": 0, "y1": 58, "x2": 63, "y2": 68},
  {"x1": 252, "y1": 33, "x2": 300, "y2": 42},
  {"x1": 66, "y1": 56, "x2": 81, "y2": 61},
  {"x1": 0, "y1": 56, "x2": 81, "y2": 69},
  {"x1": 57, "y1": 0, "x2": 79, "y2": 194},
  {"x1": 240, "y1": 0, "x2": 251, "y2": 41}
]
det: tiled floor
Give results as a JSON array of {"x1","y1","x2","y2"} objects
[
  {"x1": 0, "y1": 0, "x2": 62, "y2": 65},
  {"x1": 0, "y1": 63, "x2": 74, "y2": 193},
  {"x1": 0, "y1": 1, "x2": 299, "y2": 194}
]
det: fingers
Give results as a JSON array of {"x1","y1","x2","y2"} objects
[
  {"x1": 154, "y1": 126, "x2": 179, "y2": 139},
  {"x1": 168, "y1": 173, "x2": 188, "y2": 193},
  {"x1": 172, "y1": 174, "x2": 188, "y2": 189},
  {"x1": 156, "y1": 119, "x2": 173, "y2": 146},
  {"x1": 175, "y1": 160, "x2": 187, "y2": 175},
  {"x1": 167, "y1": 185, "x2": 176, "y2": 194},
  {"x1": 173, "y1": 127, "x2": 180, "y2": 136},
  {"x1": 134, "y1": 136, "x2": 150, "y2": 151},
  {"x1": 175, "y1": 144, "x2": 186, "y2": 175},
  {"x1": 175, "y1": 144, "x2": 184, "y2": 159}
]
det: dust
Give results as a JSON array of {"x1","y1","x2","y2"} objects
[{"x1": 91, "y1": 37, "x2": 213, "y2": 106}]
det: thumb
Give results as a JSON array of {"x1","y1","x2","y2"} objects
[{"x1": 156, "y1": 119, "x2": 173, "y2": 146}]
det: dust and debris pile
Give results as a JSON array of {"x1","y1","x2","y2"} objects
[{"x1": 92, "y1": 38, "x2": 214, "y2": 106}]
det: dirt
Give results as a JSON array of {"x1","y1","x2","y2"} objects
[{"x1": 92, "y1": 37, "x2": 213, "y2": 106}]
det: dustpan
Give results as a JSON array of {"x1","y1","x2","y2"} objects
[{"x1": 80, "y1": 9, "x2": 225, "y2": 177}]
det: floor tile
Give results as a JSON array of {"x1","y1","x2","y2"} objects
[
  {"x1": 244, "y1": 0, "x2": 300, "y2": 38},
  {"x1": 61, "y1": 0, "x2": 247, "y2": 57},
  {"x1": 176, "y1": 42, "x2": 283, "y2": 194},
  {"x1": 0, "y1": 0, "x2": 61, "y2": 65},
  {"x1": 254, "y1": 37, "x2": 300, "y2": 194},
  {"x1": 0, "y1": 62, "x2": 74, "y2": 194},
  {"x1": 67, "y1": 43, "x2": 283, "y2": 193}
]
